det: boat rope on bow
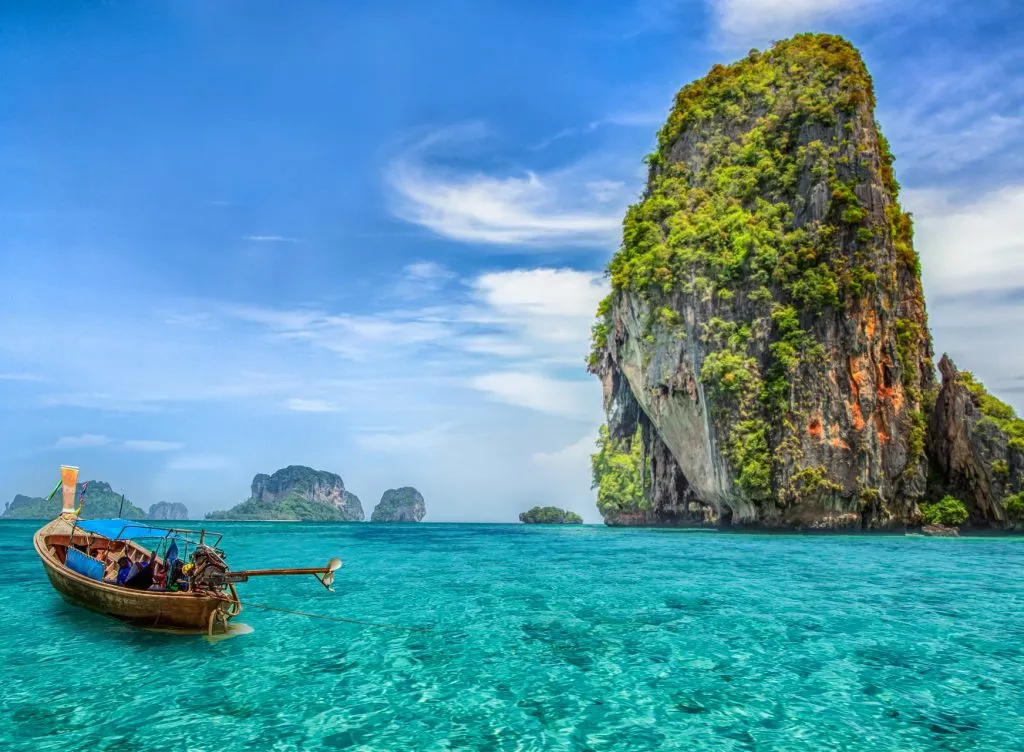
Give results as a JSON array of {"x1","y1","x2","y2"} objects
[{"x1": 239, "y1": 601, "x2": 433, "y2": 632}]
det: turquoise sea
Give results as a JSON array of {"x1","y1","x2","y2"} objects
[{"x1": 1, "y1": 521, "x2": 1023, "y2": 751}]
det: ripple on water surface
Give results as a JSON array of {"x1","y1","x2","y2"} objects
[{"x1": 1, "y1": 521, "x2": 1023, "y2": 751}]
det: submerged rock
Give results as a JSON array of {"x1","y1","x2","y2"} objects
[
  {"x1": 519, "y1": 506, "x2": 584, "y2": 524},
  {"x1": 921, "y1": 524, "x2": 959, "y2": 538},
  {"x1": 589, "y1": 34, "x2": 935, "y2": 529},
  {"x1": 207, "y1": 465, "x2": 365, "y2": 521},
  {"x1": 148, "y1": 501, "x2": 189, "y2": 520},
  {"x1": 371, "y1": 487, "x2": 426, "y2": 522}
]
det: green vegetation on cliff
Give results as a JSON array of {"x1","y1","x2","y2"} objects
[
  {"x1": 1005, "y1": 493, "x2": 1024, "y2": 523},
  {"x1": 919, "y1": 495, "x2": 969, "y2": 527},
  {"x1": 206, "y1": 494, "x2": 360, "y2": 521},
  {"x1": 519, "y1": 506, "x2": 583, "y2": 524},
  {"x1": 591, "y1": 425, "x2": 648, "y2": 519}
]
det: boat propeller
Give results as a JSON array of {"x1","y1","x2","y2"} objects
[{"x1": 316, "y1": 557, "x2": 343, "y2": 591}]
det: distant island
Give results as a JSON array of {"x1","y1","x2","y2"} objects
[
  {"x1": 206, "y1": 465, "x2": 364, "y2": 521},
  {"x1": 2, "y1": 481, "x2": 148, "y2": 520},
  {"x1": 519, "y1": 506, "x2": 583, "y2": 524},
  {"x1": 371, "y1": 487, "x2": 426, "y2": 522},
  {"x1": 148, "y1": 501, "x2": 189, "y2": 520}
]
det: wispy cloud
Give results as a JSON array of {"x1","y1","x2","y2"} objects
[
  {"x1": 882, "y1": 52, "x2": 1024, "y2": 184},
  {"x1": 387, "y1": 124, "x2": 624, "y2": 247},
  {"x1": 465, "y1": 268, "x2": 609, "y2": 366},
  {"x1": 907, "y1": 183, "x2": 1024, "y2": 401},
  {"x1": 709, "y1": 0, "x2": 879, "y2": 45},
  {"x1": 391, "y1": 261, "x2": 457, "y2": 299},
  {"x1": 285, "y1": 398, "x2": 341, "y2": 413},
  {"x1": 471, "y1": 372, "x2": 600, "y2": 420},
  {"x1": 227, "y1": 304, "x2": 452, "y2": 361},
  {"x1": 908, "y1": 184, "x2": 1024, "y2": 299},
  {"x1": 122, "y1": 440, "x2": 185, "y2": 452},
  {"x1": 531, "y1": 111, "x2": 663, "y2": 150},
  {"x1": 242, "y1": 235, "x2": 299, "y2": 243},
  {"x1": 54, "y1": 434, "x2": 111, "y2": 448},
  {"x1": 0, "y1": 372, "x2": 48, "y2": 382}
]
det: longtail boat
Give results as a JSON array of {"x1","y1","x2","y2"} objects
[{"x1": 34, "y1": 465, "x2": 341, "y2": 635}]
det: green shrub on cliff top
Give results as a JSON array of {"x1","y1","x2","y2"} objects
[{"x1": 919, "y1": 495, "x2": 969, "y2": 527}]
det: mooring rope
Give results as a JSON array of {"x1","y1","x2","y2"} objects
[{"x1": 240, "y1": 601, "x2": 433, "y2": 632}]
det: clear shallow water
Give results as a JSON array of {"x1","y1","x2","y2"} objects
[{"x1": 1, "y1": 521, "x2": 1023, "y2": 751}]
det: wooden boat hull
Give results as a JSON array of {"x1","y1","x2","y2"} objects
[{"x1": 34, "y1": 517, "x2": 238, "y2": 632}]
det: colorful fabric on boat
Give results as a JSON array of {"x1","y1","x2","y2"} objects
[
  {"x1": 65, "y1": 547, "x2": 104, "y2": 581},
  {"x1": 166, "y1": 539, "x2": 179, "y2": 569},
  {"x1": 76, "y1": 518, "x2": 180, "y2": 541},
  {"x1": 117, "y1": 560, "x2": 134, "y2": 585},
  {"x1": 125, "y1": 561, "x2": 155, "y2": 590}
]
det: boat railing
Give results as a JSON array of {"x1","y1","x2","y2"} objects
[{"x1": 109, "y1": 522, "x2": 224, "y2": 550}]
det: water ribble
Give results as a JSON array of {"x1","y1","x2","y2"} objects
[{"x1": 2, "y1": 521, "x2": 1023, "y2": 751}]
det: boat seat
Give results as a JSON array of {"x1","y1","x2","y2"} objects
[{"x1": 65, "y1": 547, "x2": 105, "y2": 581}]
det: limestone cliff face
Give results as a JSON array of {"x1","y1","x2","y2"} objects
[
  {"x1": 590, "y1": 35, "x2": 934, "y2": 528},
  {"x1": 207, "y1": 465, "x2": 365, "y2": 521},
  {"x1": 371, "y1": 487, "x2": 426, "y2": 522},
  {"x1": 928, "y1": 356, "x2": 1024, "y2": 526}
]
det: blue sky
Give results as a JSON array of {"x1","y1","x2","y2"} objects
[{"x1": 1, "y1": 0, "x2": 1022, "y2": 521}]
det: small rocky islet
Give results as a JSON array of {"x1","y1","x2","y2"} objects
[
  {"x1": 371, "y1": 487, "x2": 426, "y2": 522},
  {"x1": 588, "y1": 33, "x2": 1024, "y2": 532},
  {"x1": 206, "y1": 466, "x2": 428, "y2": 523},
  {"x1": 519, "y1": 506, "x2": 583, "y2": 524},
  {"x1": 207, "y1": 465, "x2": 366, "y2": 521}
]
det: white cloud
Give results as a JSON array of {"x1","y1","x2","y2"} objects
[
  {"x1": 227, "y1": 304, "x2": 452, "y2": 360},
  {"x1": 54, "y1": 434, "x2": 111, "y2": 448},
  {"x1": 167, "y1": 455, "x2": 230, "y2": 471},
  {"x1": 908, "y1": 185, "x2": 1024, "y2": 298},
  {"x1": 242, "y1": 235, "x2": 298, "y2": 243},
  {"x1": 387, "y1": 125, "x2": 623, "y2": 247},
  {"x1": 471, "y1": 372, "x2": 600, "y2": 420},
  {"x1": 391, "y1": 261, "x2": 456, "y2": 299},
  {"x1": 285, "y1": 398, "x2": 340, "y2": 413},
  {"x1": 122, "y1": 440, "x2": 185, "y2": 452},
  {"x1": 467, "y1": 268, "x2": 610, "y2": 366},
  {"x1": 404, "y1": 261, "x2": 453, "y2": 282},
  {"x1": 710, "y1": 0, "x2": 876, "y2": 43}
]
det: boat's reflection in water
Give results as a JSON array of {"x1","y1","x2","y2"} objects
[{"x1": 141, "y1": 621, "x2": 255, "y2": 641}]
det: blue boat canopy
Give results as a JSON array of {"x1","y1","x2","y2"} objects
[{"x1": 76, "y1": 518, "x2": 181, "y2": 541}]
